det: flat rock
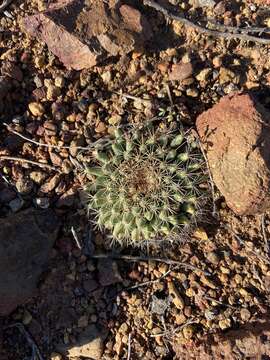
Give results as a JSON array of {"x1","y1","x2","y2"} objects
[
  {"x1": 196, "y1": 93, "x2": 270, "y2": 215},
  {"x1": 97, "y1": 258, "x2": 122, "y2": 286},
  {"x1": 169, "y1": 61, "x2": 193, "y2": 81},
  {"x1": 0, "y1": 208, "x2": 60, "y2": 316},
  {"x1": 22, "y1": 0, "x2": 152, "y2": 70},
  {"x1": 58, "y1": 324, "x2": 107, "y2": 359},
  {"x1": 173, "y1": 314, "x2": 270, "y2": 359}
]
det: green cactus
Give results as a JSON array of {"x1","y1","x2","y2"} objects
[{"x1": 85, "y1": 123, "x2": 208, "y2": 246}]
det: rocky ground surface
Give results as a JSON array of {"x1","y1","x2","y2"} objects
[{"x1": 1, "y1": 0, "x2": 270, "y2": 359}]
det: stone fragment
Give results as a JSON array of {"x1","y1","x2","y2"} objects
[
  {"x1": 28, "y1": 102, "x2": 45, "y2": 116},
  {"x1": 59, "y1": 325, "x2": 107, "y2": 359},
  {"x1": 0, "y1": 208, "x2": 60, "y2": 315},
  {"x1": 168, "y1": 281, "x2": 185, "y2": 310},
  {"x1": 196, "y1": 93, "x2": 270, "y2": 215},
  {"x1": 169, "y1": 61, "x2": 193, "y2": 81},
  {"x1": 1, "y1": 61, "x2": 23, "y2": 82},
  {"x1": 22, "y1": 0, "x2": 152, "y2": 70},
  {"x1": 97, "y1": 259, "x2": 122, "y2": 286}
]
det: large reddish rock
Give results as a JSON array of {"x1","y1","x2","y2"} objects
[
  {"x1": 196, "y1": 93, "x2": 270, "y2": 215},
  {"x1": 22, "y1": 0, "x2": 152, "y2": 70},
  {"x1": 174, "y1": 314, "x2": 270, "y2": 359},
  {"x1": 0, "y1": 208, "x2": 60, "y2": 316}
]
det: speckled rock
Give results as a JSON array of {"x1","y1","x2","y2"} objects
[
  {"x1": 0, "y1": 208, "x2": 60, "y2": 316},
  {"x1": 196, "y1": 93, "x2": 270, "y2": 215},
  {"x1": 22, "y1": 0, "x2": 152, "y2": 70}
]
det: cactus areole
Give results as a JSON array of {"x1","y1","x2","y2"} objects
[{"x1": 85, "y1": 125, "x2": 207, "y2": 247}]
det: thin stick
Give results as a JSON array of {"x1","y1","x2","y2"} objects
[
  {"x1": 196, "y1": 134, "x2": 217, "y2": 218},
  {"x1": 150, "y1": 318, "x2": 197, "y2": 338},
  {"x1": 0, "y1": 0, "x2": 12, "y2": 13},
  {"x1": 71, "y1": 226, "x2": 82, "y2": 250},
  {"x1": 127, "y1": 333, "x2": 132, "y2": 360},
  {"x1": 5, "y1": 323, "x2": 45, "y2": 360},
  {"x1": 3, "y1": 123, "x2": 107, "y2": 151},
  {"x1": 223, "y1": 224, "x2": 270, "y2": 265},
  {"x1": 114, "y1": 91, "x2": 152, "y2": 103},
  {"x1": 208, "y1": 20, "x2": 270, "y2": 35},
  {"x1": 0, "y1": 155, "x2": 60, "y2": 172},
  {"x1": 91, "y1": 253, "x2": 211, "y2": 275},
  {"x1": 143, "y1": 0, "x2": 270, "y2": 45},
  {"x1": 165, "y1": 83, "x2": 173, "y2": 106},
  {"x1": 203, "y1": 295, "x2": 238, "y2": 310},
  {"x1": 125, "y1": 269, "x2": 171, "y2": 291},
  {"x1": 261, "y1": 214, "x2": 270, "y2": 258}
]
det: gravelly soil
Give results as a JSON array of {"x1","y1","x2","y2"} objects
[{"x1": 1, "y1": 0, "x2": 270, "y2": 359}]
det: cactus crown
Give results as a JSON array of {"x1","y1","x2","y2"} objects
[{"x1": 85, "y1": 123, "x2": 208, "y2": 247}]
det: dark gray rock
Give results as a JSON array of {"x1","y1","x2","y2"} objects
[{"x1": 0, "y1": 208, "x2": 60, "y2": 316}]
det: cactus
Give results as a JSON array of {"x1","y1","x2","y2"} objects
[{"x1": 85, "y1": 123, "x2": 208, "y2": 247}]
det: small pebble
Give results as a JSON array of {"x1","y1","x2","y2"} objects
[
  {"x1": 218, "y1": 318, "x2": 231, "y2": 330},
  {"x1": 28, "y1": 102, "x2": 45, "y2": 117}
]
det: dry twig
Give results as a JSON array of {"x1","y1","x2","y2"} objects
[
  {"x1": 203, "y1": 295, "x2": 238, "y2": 310},
  {"x1": 150, "y1": 318, "x2": 197, "y2": 338},
  {"x1": 5, "y1": 323, "x2": 44, "y2": 360},
  {"x1": 195, "y1": 133, "x2": 218, "y2": 218},
  {"x1": 91, "y1": 253, "x2": 211, "y2": 275},
  {"x1": 143, "y1": 0, "x2": 270, "y2": 45},
  {"x1": 125, "y1": 269, "x2": 171, "y2": 291},
  {"x1": 223, "y1": 223, "x2": 270, "y2": 265},
  {"x1": 261, "y1": 214, "x2": 270, "y2": 258},
  {"x1": 127, "y1": 333, "x2": 132, "y2": 360},
  {"x1": 3, "y1": 123, "x2": 108, "y2": 151},
  {"x1": 0, "y1": 155, "x2": 60, "y2": 172},
  {"x1": 0, "y1": 0, "x2": 12, "y2": 13},
  {"x1": 71, "y1": 226, "x2": 82, "y2": 250}
]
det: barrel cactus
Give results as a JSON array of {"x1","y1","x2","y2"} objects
[{"x1": 85, "y1": 123, "x2": 208, "y2": 247}]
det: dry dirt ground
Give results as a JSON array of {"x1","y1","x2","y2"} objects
[{"x1": 1, "y1": 0, "x2": 270, "y2": 359}]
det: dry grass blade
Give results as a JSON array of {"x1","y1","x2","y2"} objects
[
  {"x1": 5, "y1": 323, "x2": 44, "y2": 360},
  {"x1": 0, "y1": 0, "x2": 12, "y2": 13},
  {"x1": 3, "y1": 123, "x2": 107, "y2": 151},
  {"x1": 91, "y1": 253, "x2": 211, "y2": 275},
  {"x1": 0, "y1": 155, "x2": 60, "y2": 172},
  {"x1": 143, "y1": 0, "x2": 270, "y2": 45},
  {"x1": 261, "y1": 214, "x2": 270, "y2": 258},
  {"x1": 224, "y1": 223, "x2": 270, "y2": 265},
  {"x1": 127, "y1": 333, "x2": 132, "y2": 360}
]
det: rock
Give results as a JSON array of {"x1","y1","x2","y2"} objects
[
  {"x1": 9, "y1": 198, "x2": 24, "y2": 212},
  {"x1": 240, "y1": 308, "x2": 251, "y2": 321},
  {"x1": 1, "y1": 61, "x2": 23, "y2": 82},
  {"x1": 0, "y1": 183, "x2": 16, "y2": 203},
  {"x1": 169, "y1": 61, "x2": 193, "y2": 81},
  {"x1": 219, "y1": 318, "x2": 231, "y2": 330},
  {"x1": 206, "y1": 251, "x2": 220, "y2": 265},
  {"x1": 97, "y1": 259, "x2": 122, "y2": 286},
  {"x1": 22, "y1": 0, "x2": 152, "y2": 70},
  {"x1": 193, "y1": 227, "x2": 208, "y2": 241},
  {"x1": 28, "y1": 102, "x2": 45, "y2": 116},
  {"x1": 56, "y1": 187, "x2": 77, "y2": 208},
  {"x1": 83, "y1": 279, "x2": 99, "y2": 293},
  {"x1": 50, "y1": 353, "x2": 62, "y2": 360},
  {"x1": 30, "y1": 170, "x2": 47, "y2": 184},
  {"x1": 40, "y1": 174, "x2": 61, "y2": 193},
  {"x1": 168, "y1": 281, "x2": 185, "y2": 310},
  {"x1": 16, "y1": 177, "x2": 34, "y2": 194},
  {"x1": 196, "y1": 68, "x2": 212, "y2": 82},
  {"x1": 219, "y1": 67, "x2": 239, "y2": 85},
  {"x1": 196, "y1": 0, "x2": 216, "y2": 7},
  {"x1": 46, "y1": 84, "x2": 61, "y2": 100},
  {"x1": 59, "y1": 325, "x2": 107, "y2": 359},
  {"x1": 0, "y1": 208, "x2": 60, "y2": 315},
  {"x1": 182, "y1": 324, "x2": 196, "y2": 339},
  {"x1": 196, "y1": 93, "x2": 270, "y2": 215}
]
